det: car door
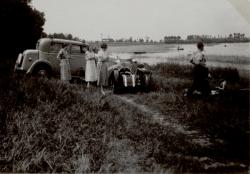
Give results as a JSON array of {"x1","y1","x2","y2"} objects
[
  {"x1": 69, "y1": 44, "x2": 86, "y2": 77},
  {"x1": 47, "y1": 42, "x2": 62, "y2": 72}
]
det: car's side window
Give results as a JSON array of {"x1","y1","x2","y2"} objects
[
  {"x1": 80, "y1": 46, "x2": 85, "y2": 53},
  {"x1": 71, "y1": 45, "x2": 81, "y2": 55},
  {"x1": 49, "y1": 43, "x2": 62, "y2": 53}
]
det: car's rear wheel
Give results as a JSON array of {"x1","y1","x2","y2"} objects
[{"x1": 139, "y1": 73, "x2": 152, "y2": 92}]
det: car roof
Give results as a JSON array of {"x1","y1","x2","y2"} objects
[
  {"x1": 37, "y1": 38, "x2": 88, "y2": 52},
  {"x1": 39, "y1": 38, "x2": 87, "y2": 46},
  {"x1": 52, "y1": 38, "x2": 87, "y2": 46}
]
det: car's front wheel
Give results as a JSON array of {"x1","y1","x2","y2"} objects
[{"x1": 33, "y1": 65, "x2": 52, "y2": 79}]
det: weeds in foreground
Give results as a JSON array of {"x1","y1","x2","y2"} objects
[{"x1": 0, "y1": 63, "x2": 249, "y2": 173}]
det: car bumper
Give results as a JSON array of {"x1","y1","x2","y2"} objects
[{"x1": 14, "y1": 65, "x2": 27, "y2": 75}]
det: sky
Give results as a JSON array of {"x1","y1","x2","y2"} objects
[{"x1": 31, "y1": 0, "x2": 250, "y2": 41}]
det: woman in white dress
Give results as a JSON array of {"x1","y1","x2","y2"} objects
[
  {"x1": 57, "y1": 44, "x2": 71, "y2": 82},
  {"x1": 85, "y1": 46, "x2": 97, "y2": 88}
]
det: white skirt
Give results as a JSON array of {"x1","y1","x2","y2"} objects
[
  {"x1": 85, "y1": 60, "x2": 97, "y2": 82},
  {"x1": 60, "y1": 59, "x2": 71, "y2": 81}
]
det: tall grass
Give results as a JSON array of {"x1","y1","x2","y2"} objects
[
  {"x1": 0, "y1": 77, "x2": 165, "y2": 172},
  {"x1": 132, "y1": 63, "x2": 249, "y2": 172},
  {"x1": 0, "y1": 62, "x2": 249, "y2": 173},
  {"x1": 148, "y1": 62, "x2": 249, "y2": 91}
]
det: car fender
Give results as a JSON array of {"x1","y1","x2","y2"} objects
[{"x1": 27, "y1": 60, "x2": 52, "y2": 74}]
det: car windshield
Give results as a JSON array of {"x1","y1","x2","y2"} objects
[{"x1": 36, "y1": 40, "x2": 40, "y2": 50}]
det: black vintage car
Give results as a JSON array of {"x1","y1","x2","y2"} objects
[{"x1": 108, "y1": 59, "x2": 152, "y2": 94}]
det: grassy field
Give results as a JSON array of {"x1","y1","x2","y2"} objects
[
  {"x1": 0, "y1": 61, "x2": 249, "y2": 173},
  {"x1": 132, "y1": 63, "x2": 249, "y2": 171}
]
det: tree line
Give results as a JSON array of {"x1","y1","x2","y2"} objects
[{"x1": 44, "y1": 33, "x2": 82, "y2": 42}]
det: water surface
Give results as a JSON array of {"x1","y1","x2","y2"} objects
[{"x1": 109, "y1": 43, "x2": 250, "y2": 70}]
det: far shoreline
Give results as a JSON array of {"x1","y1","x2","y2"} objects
[{"x1": 102, "y1": 41, "x2": 250, "y2": 47}]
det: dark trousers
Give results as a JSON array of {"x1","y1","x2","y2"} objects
[{"x1": 189, "y1": 65, "x2": 211, "y2": 96}]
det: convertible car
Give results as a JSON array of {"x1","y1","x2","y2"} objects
[{"x1": 108, "y1": 59, "x2": 152, "y2": 93}]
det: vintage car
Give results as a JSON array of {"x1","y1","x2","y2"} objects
[
  {"x1": 108, "y1": 59, "x2": 152, "y2": 93},
  {"x1": 14, "y1": 38, "x2": 88, "y2": 78}
]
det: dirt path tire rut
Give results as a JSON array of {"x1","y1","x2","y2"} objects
[
  {"x1": 114, "y1": 94, "x2": 247, "y2": 170},
  {"x1": 116, "y1": 95, "x2": 212, "y2": 147}
]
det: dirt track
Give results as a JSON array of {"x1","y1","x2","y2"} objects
[
  {"x1": 116, "y1": 95, "x2": 212, "y2": 147},
  {"x1": 112, "y1": 94, "x2": 247, "y2": 170},
  {"x1": 76, "y1": 89, "x2": 248, "y2": 171}
]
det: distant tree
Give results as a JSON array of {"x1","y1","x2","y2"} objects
[
  {"x1": 139, "y1": 38, "x2": 144, "y2": 43},
  {"x1": 129, "y1": 37, "x2": 133, "y2": 42},
  {"x1": 47, "y1": 33, "x2": 83, "y2": 41},
  {"x1": 0, "y1": 0, "x2": 45, "y2": 60},
  {"x1": 66, "y1": 34, "x2": 73, "y2": 40},
  {"x1": 21, "y1": 0, "x2": 32, "y2": 3},
  {"x1": 73, "y1": 37, "x2": 81, "y2": 41},
  {"x1": 41, "y1": 32, "x2": 48, "y2": 38},
  {"x1": 116, "y1": 38, "x2": 124, "y2": 42}
]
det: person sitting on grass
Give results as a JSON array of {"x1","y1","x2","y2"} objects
[
  {"x1": 210, "y1": 79, "x2": 227, "y2": 95},
  {"x1": 216, "y1": 80, "x2": 227, "y2": 90}
]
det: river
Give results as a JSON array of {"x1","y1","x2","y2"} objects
[{"x1": 109, "y1": 42, "x2": 250, "y2": 71}]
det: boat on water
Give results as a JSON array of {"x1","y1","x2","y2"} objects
[
  {"x1": 177, "y1": 45, "x2": 184, "y2": 51},
  {"x1": 133, "y1": 51, "x2": 146, "y2": 54}
]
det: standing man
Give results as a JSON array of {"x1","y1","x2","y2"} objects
[
  {"x1": 188, "y1": 41, "x2": 210, "y2": 96},
  {"x1": 190, "y1": 41, "x2": 206, "y2": 66}
]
